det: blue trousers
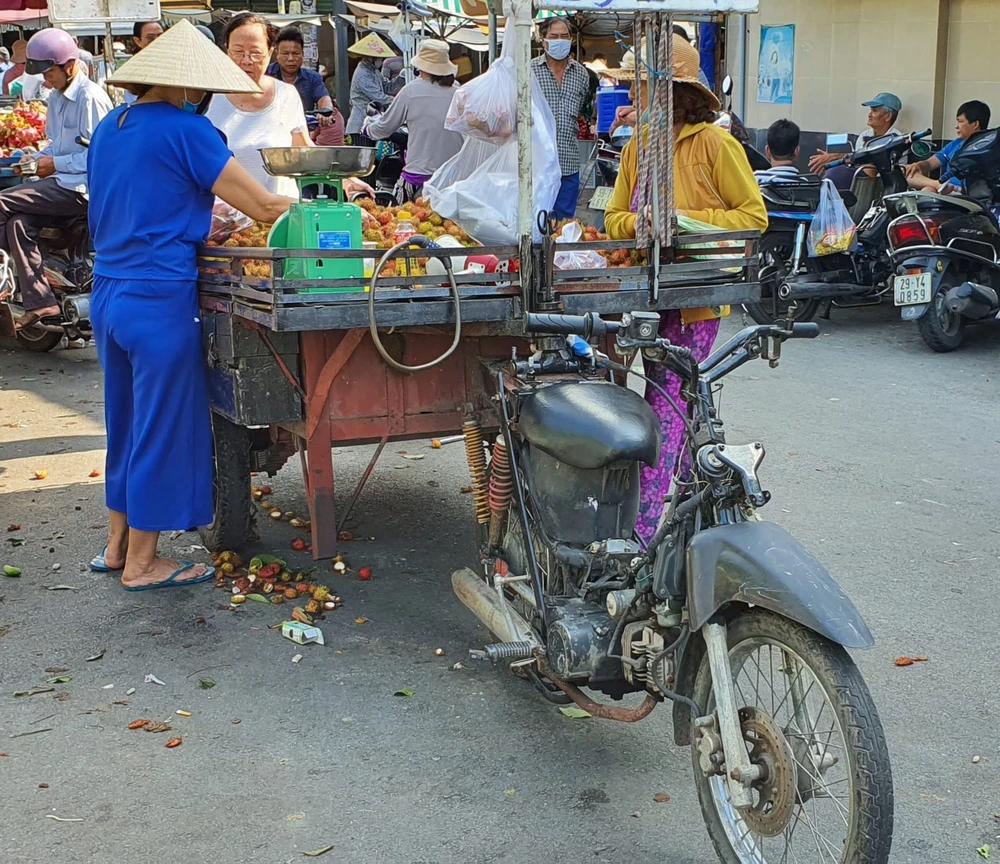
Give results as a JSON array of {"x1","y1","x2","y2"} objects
[
  {"x1": 91, "y1": 276, "x2": 213, "y2": 532},
  {"x1": 552, "y1": 172, "x2": 581, "y2": 220}
]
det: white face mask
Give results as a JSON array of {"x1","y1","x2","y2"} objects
[{"x1": 544, "y1": 39, "x2": 572, "y2": 61}]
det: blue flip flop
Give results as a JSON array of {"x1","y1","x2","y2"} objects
[
  {"x1": 122, "y1": 561, "x2": 216, "y2": 592},
  {"x1": 90, "y1": 546, "x2": 116, "y2": 572}
]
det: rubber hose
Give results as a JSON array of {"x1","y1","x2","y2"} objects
[{"x1": 368, "y1": 235, "x2": 461, "y2": 373}]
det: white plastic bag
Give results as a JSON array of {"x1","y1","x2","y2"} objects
[
  {"x1": 444, "y1": 23, "x2": 515, "y2": 143},
  {"x1": 426, "y1": 75, "x2": 560, "y2": 244},
  {"x1": 807, "y1": 179, "x2": 856, "y2": 256},
  {"x1": 554, "y1": 222, "x2": 606, "y2": 269}
]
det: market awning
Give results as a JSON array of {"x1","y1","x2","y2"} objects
[{"x1": 0, "y1": 5, "x2": 47, "y2": 29}]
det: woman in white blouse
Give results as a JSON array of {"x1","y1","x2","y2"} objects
[
  {"x1": 206, "y1": 12, "x2": 373, "y2": 202},
  {"x1": 206, "y1": 12, "x2": 310, "y2": 198}
]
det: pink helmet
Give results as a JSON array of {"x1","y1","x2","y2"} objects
[{"x1": 25, "y1": 28, "x2": 79, "y2": 75}]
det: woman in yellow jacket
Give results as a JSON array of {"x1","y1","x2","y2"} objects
[{"x1": 606, "y1": 35, "x2": 767, "y2": 543}]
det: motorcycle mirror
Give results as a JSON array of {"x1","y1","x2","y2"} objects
[
  {"x1": 722, "y1": 75, "x2": 733, "y2": 96},
  {"x1": 910, "y1": 140, "x2": 933, "y2": 158}
]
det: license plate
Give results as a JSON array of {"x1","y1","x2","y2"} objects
[{"x1": 894, "y1": 273, "x2": 932, "y2": 306}]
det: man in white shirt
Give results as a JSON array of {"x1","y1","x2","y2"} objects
[
  {"x1": 0, "y1": 47, "x2": 11, "y2": 74},
  {"x1": 808, "y1": 93, "x2": 902, "y2": 175}
]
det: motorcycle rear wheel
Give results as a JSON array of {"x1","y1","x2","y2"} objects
[
  {"x1": 691, "y1": 609, "x2": 893, "y2": 864},
  {"x1": 14, "y1": 324, "x2": 63, "y2": 352},
  {"x1": 744, "y1": 232, "x2": 820, "y2": 325},
  {"x1": 917, "y1": 289, "x2": 965, "y2": 353}
]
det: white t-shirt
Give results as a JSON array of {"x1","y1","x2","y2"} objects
[{"x1": 205, "y1": 80, "x2": 308, "y2": 198}]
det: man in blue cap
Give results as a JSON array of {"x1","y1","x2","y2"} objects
[{"x1": 809, "y1": 92, "x2": 902, "y2": 175}]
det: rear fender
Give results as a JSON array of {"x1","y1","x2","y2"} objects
[
  {"x1": 896, "y1": 253, "x2": 963, "y2": 320},
  {"x1": 670, "y1": 520, "x2": 872, "y2": 746}
]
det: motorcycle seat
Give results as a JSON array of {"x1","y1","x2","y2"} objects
[{"x1": 518, "y1": 381, "x2": 662, "y2": 471}]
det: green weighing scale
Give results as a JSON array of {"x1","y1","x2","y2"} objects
[{"x1": 260, "y1": 146, "x2": 376, "y2": 292}]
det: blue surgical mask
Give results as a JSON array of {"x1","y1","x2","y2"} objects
[
  {"x1": 181, "y1": 99, "x2": 199, "y2": 113},
  {"x1": 544, "y1": 39, "x2": 572, "y2": 61}
]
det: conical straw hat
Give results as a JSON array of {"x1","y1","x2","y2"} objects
[
  {"x1": 348, "y1": 32, "x2": 393, "y2": 58},
  {"x1": 109, "y1": 19, "x2": 260, "y2": 94}
]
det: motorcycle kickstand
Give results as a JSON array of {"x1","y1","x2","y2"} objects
[
  {"x1": 702, "y1": 621, "x2": 755, "y2": 810},
  {"x1": 820, "y1": 299, "x2": 833, "y2": 320}
]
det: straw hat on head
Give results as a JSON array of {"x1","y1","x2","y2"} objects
[
  {"x1": 609, "y1": 34, "x2": 719, "y2": 111},
  {"x1": 348, "y1": 32, "x2": 393, "y2": 59},
  {"x1": 11, "y1": 40, "x2": 26, "y2": 65},
  {"x1": 410, "y1": 39, "x2": 457, "y2": 77},
  {"x1": 109, "y1": 19, "x2": 260, "y2": 94}
]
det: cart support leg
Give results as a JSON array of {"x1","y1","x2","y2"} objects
[
  {"x1": 337, "y1": 435, "x2": 388, "y2": 534},
  {"x1": 301, "y1": 332, "x2": 338, "y2": 560}
]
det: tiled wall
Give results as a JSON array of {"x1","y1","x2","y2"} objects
[
  {"x1": 942, "y1": 0, "x2": 1000, "y2": 128},
  {"x1": 734, "y1": 0, "x2": 943, "y2": 137}
]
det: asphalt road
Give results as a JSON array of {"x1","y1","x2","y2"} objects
[{"x1": 1, "y1": 305, "x2": 998, "y2": 863}]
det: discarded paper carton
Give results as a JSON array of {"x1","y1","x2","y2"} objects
[{"x1": 281, "y1": 621, "x2": 325, "y2": 645}]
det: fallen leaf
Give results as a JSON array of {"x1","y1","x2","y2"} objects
[
  {"x1": 86, "y1": 650, "x2": 105, "y2": 662},
  {"x1": 143, "y1": 722, "x2": 172, "y2": 733},
  {"x1": 653, "y1": 792, "x2": 670, "y2": 803},
  {"x1": 6, "y1": 538, "x2": 24, "y2": 547},
  {"x1": 6, "y1": 524, "x2": 19, "y2": 532},
  {"x1": 354, "y1": 617, "x2": 368, "y2": 625},
  {"x1": 128, "y1": 719, "x2": 151, "y2": 730},
  {"x1": 558, "y1": 706, "x2": 591, "y2": 719},
  {"x1": 199, "y1": 678, "x2": 215, "y2": 690},
  {"x1": 88, "y1": 470, "x2": 100, "y2": 478},
  {"x1": 894, "y1": 656, "x2": 929, "y2": 666},
  {"x1": 46, "y1": 676, "x2": 71, "y2": 684},
  {"x1": 44, "y1": 815, "x2": 83, "y2": 822},
  {"x1": 45, "y1": 666, "x2": 69, "y2": 674},
  {"x1": 337, "y1": 531, "x2": 354, "y2": 541},
  {"x1": 246, "y1": 593, "x2": 269, "y2": 603},
  {"x1": 978, "y1": 844, "x2": 991, "y2": 860},
  {"x1": 32, "y1": 469, "x2": 48, "y2": 480},
  {"x1": 303, "y1": 844, "x2": 335, "y2": 857},
  {"x1": 393, "y1": 688, "x2": 414, "y2": 698},
  {"x1": 164, "y1": 737, "x2": 182, "y2": 748},
  {"x1": 3, "y1": 565, "x2": 21, "y2": 577},
  {"x1": 45, "y1": 585, "x2": 78, "y2": 591}
]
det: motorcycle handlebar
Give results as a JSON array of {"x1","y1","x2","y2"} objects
[{"x1": 524, "y1": 312, "x2": 619, "y2": 339}]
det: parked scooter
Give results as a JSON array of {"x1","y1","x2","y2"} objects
[
  {"x1": 747, "y1": 129, "x2": 932, "y2": 325},
  {"x1": 364, "y1": 100, "x2": 408, "y2": 205},
  {"x1": 455, "y1": 310, "x2": 893, "y2": 863},
  {"x1": 0, "y1": 138, "x2": 93, "y2": 352},
  {"x1": 887, "y1": 126, "x2": 1000, "y2": 351}
]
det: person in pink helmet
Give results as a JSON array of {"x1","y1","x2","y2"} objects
[{"x1": 6, "y1": 28, "x2": 112, "y2": 330}]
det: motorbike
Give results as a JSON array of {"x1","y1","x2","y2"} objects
[
  {"x1": 886, "y1": 126, "x2": 1000, "y2": 351},
  {"x1": 747, "y1": 129, "x2": 933, "y2": 325},
  {"x1": 0, "y1": 138, "x2": 93, "y2": 352},
  {"x1": 454, "y1": 310, "x2": 893, "y2": 862},
  {"x1": 364, "y1": 100, "x2": 408, "y2": 206}
]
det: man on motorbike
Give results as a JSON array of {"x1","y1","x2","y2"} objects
[
  {"x1": 906, "y1": 100, "x2": 990, "y2": 194},
  {"x1": 808, "y1": 92, "x2": 902, "y2": 178},
  {"x1": 753, "y1": 118, "x2": 805, "y2": 184},
  {"x1": 4, "y1": 29, "x2": 112, "y2": 330}
]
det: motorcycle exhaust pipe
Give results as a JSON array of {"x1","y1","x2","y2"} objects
[
  {"x1": 778, "y1": 281, "x2": 863, "y2": 300},
  {"x1": 945, "y1": 281, "x2": 998, "y2": 320},
  {"x1": 451, "y1": 567, "x2": 537, "y2": 645}
]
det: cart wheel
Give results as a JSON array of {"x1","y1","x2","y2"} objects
[{"x1": 199, "y1": 412, "x2": 257, "y2": 554}]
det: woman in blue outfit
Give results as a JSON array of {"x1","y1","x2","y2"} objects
[{"x1": 88, "y1": 20, "x2": 293, "y2": 590}]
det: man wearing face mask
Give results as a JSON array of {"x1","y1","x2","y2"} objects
[
  {"x1": 3, "y1": 28, "x2": 112, "y2": 330},
  {"x1": 532, "y1": 16, "x2": 590, "y2": 219}
]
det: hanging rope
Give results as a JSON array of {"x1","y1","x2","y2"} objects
[{"x1": 633, "y1": 13, "x2": 676, "y2": 250}]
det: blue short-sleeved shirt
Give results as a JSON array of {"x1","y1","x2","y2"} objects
[
  {"x1": 87, "y1": 103, "x2": 232, "y2": 281},
  {"x1": 266, "y1": 63, "x2": 328, "y2": 112},
  {"x1": 937, "y1": 137, "x2": 964, "y2": 184}
]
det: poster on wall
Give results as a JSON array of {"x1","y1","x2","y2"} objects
[{"x1": 757, "y1": 24, "x2": 794, "y2": 105}]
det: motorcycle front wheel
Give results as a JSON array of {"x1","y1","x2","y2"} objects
[
  {"x1": 14, "y1": 324, "x2": 63, "y2": 352},
  {"x1": 691, "y1": 609, "x2": 893, "y2": 864},
  {"x1": 744, "y1": 232, "x2": 820, "y2": 325}
]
